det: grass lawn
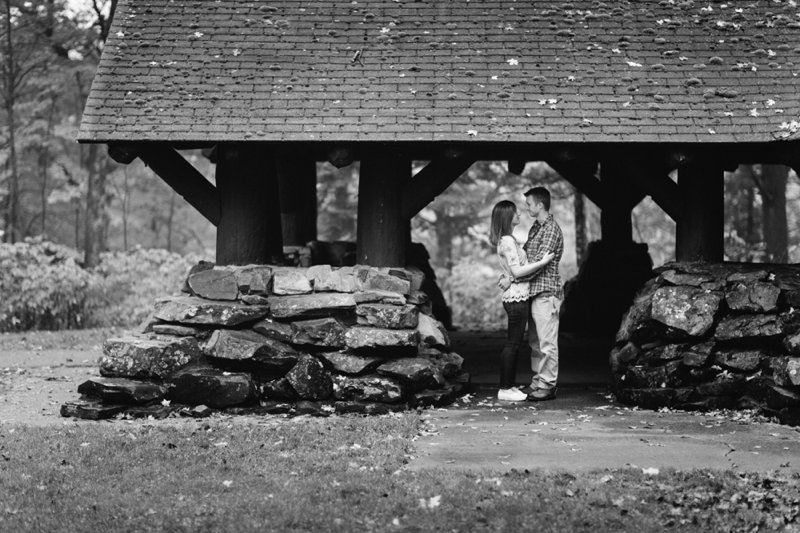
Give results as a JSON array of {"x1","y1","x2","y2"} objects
[{"x1": 1, "y1": 414, "x2": 798, "y2": 532}]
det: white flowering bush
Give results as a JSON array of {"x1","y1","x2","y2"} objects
[
  {"x1": 0, "y1": 238, "x2": 92, "y2": 331},
  {"x1": 84, "y1": 247, "x2": 202, "y2": 328},
  {"x1": 0, "y1": 239, "x2": 202, "y2": 332}
]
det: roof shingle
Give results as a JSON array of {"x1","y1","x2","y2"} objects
[{"x1": 78, "y1": 0, "x2": 800, "y2": 143}]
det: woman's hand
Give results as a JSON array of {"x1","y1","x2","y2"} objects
[{"x1": 541, "y1": 252, "x2": 555, "y2": 264}]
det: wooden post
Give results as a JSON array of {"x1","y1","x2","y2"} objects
[
  {"x1": 599, "y1": 161, "x2": 635, "y2": 246},
  {"x1": 676, "y1": 161, "x2": 723, "y2": 262},
  {"x1": 276, "y1": 149, "x2": 317, "y2": 246},
  {"x1": 215, "y1": 143, "x2": 283, "y2": 265},
  {"x1": 357, "y1": 150, "x2": 408, "y2": 267}
]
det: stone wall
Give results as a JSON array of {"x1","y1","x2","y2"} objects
[
  {"x1": 611, "y1": 262, "x2": 800, "y2": 426},
  {"x1": 61, "y1": 264, "x2": 467, "y2": 420}
]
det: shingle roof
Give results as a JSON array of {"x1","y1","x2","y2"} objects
[{"x1": 78, "y1": 0, "x2": 800, "y2": 144}]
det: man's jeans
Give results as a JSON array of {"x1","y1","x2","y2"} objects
[{"x1": 528, "y1": 293, "x2": 562, "y2": 390}]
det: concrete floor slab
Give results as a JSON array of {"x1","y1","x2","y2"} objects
[{"x1": 409, "y1": 387, "x2": 800, "y2": 474}]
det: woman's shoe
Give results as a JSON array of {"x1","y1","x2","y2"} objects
[{"x1": 497, "y1": 388, "x2": 527, "y2": 401}]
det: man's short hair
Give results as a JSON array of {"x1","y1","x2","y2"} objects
[{"x1": 524, "y1": 187, "x2": 551, "y2": 211}]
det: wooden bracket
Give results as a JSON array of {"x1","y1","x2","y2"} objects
[
  {"x1": 617, "y1": 158, "x2": 679, "y2": 222},
  {"x1": 507, "y1": 159, "x2": 526, "y2": 175},
  {"x1": 545, "y1": 158, "x2": 605, "y2": 209},
  {"x1": 401, "y1": 156, "x2": 475, "y2": 220},
  {"x1": 137, "y1": 144, "x2": 221, "y2": 226}
]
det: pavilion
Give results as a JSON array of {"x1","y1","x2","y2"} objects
[{"x1": 78, "y1": 0, "x2": 800, "y2": 269}]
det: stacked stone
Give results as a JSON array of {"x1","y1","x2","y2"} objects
[
  {"x1": 61, "y1": 264, "x2": 467, "y2": 420},
  {"x1": 611, "y1": 262, "x2": 800, "y2": 426}
]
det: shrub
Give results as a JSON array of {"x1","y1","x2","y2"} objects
[
  {"x1": 443, "y1": 258, "x2": 505, "y2": 330},
  {"x1": 0, "y1": 239, "x2": 202, "y2": 332},
  {"x1": 0, "y1": 238, "x2": 92, "y2": 331},
  {"x1": 84, "y1": 247, "x2": 202, "y2": 328}
]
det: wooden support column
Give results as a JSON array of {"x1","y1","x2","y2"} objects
[
  {"x1": 357, "y1": 150, "x2": 408, "y2": 267},
  {"x1": 676, "y1": 160, "x2": 724, "y2": 262},
  {"x1": 215, "y1": 143, "x2": 283, "y2": 265},
  {"x1": 276, "y1": 149, "x2": 317, "y2": 246}
]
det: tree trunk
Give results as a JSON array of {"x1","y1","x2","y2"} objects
[
  {"x1": 3, "y1": 0, "x2": 20, "y2": 243},
  {"x1": 759, "y1": 164, "x2": 789, "y2": 263},
  {"x1": 166, "y1": 191, "x2": 176, "y2": 252},
  {"x1": 573, "y1": 187, "x2": 587, "y2": 266},
  {"x1": 83, "y1": 143, "x2": 110, "y2": 267}
]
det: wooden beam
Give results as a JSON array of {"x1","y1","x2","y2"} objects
[
  {"x1": 357, "y1": 150, "x2": 408, "y2": 267},
  {"x1": 545, "y1": 158, "x2": 605, "y2": 209},
  {"x1": 276, "y1": 149, "x2": 317, "y2": 246},
  {"x1": 676, "y1": 160, "x2": 723, "y2": 262},
  {"x1": 401, "y1": 156, "x2": 475, "y2": 220},
  {"x1": 134, "y1": 144, "x2": 221, "y2": 226},
  {"x1": 215, "y1": 143, "x2": 283, "y2": 265}
]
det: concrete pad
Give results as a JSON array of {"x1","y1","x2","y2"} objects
[{"x1": 409, "y1": 387, "x2": 800, "y2": 474}]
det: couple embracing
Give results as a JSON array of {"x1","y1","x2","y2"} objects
[{"x1": 490, "y1": 187, "x2": 564, "y2": 403}]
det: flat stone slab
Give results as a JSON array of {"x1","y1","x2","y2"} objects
[
  {"x1": 229, "y1": 265, "x2": 273, "y2": 294},
  {"x1": 725, "y1": 282, "x2": 781, "y2": 313},
  {"x1": 252, "y1": 318, "x2": 293, "y2": 343},
  {"x1": 377, "y1": 357, "x2": 445, "y2": 391},
  {"x1": 353, "y1": 290, "x2": 406, "y2": 305},
  {"x1": 187, "y1": 269, "x2": 239, "y2": 300},
  {"x1": 205, "y1": 330, "x2": 300, "y2": 371},
  {"x1": 332, "y1": 374, "x2": 405, "y2": 403},
  {"x1": 150, "y1": 324, "x2": 209, "y2": 338},
  {"x1": 307, "y1": 265, "x2": 356, "y2": 293},
  {"x1": 286, "y1": 355, "x2": 333, "y2": 400},
  {"x1": 60, "y1": 399, "x2": 126, "y2": 420},
  {"x1": 154, "y1": 296, "x2": 269, "y2": 327},
  {"x1": 100, "y1": 335, "x2": 202, "y2": 379},
  {"x1": 651, "y1": 286, "x2": 722, "y2": 337},
  {"x1": 318, "y1": 352, "x2": 383, "y2": 375},
  {"x1": 355, "y1": 268, "x2": 411, "y2": 295},
  {"x1": 418, "y1": 349, "x2": 463, "y2": 378},
  {"x1": 356, "y1": 303, "x2": 419, "y2": 329},
  {"x1": 77, "y1": 377, "x2": 168, "y2": 404},
  {"x1": 268, "y1": 293, "x2": 356, "y2": 319},
  {"x1": 417, "y1": 314, "x2": 450, "y2": 349},
  {"x1": 272, "y1": 268, "x2": 313, "y2": 295},
  {"x1": 714, "y1": 314, "x2": 784, "y2": 341},
  {"x1": 168, "y1": 365, "x2": 256, "y2": 408},
  {"x1": 344, "y1": 327, "x2": 419, "y2": 352},
  {"x1": 290, "y1": 318, "x2": 346, "y2": 348}
]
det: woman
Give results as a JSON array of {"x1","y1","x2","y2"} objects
[{"x1": 490, "y1": 200, "x2": 553, "y2": 402}]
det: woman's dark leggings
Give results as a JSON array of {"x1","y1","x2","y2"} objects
[{"x1": 500, "y1": 299, "x2": 530, "y2": 389}]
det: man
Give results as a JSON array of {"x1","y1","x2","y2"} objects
[{"x1": 500, "y1": 187, "x2": 564, "y2": 401}]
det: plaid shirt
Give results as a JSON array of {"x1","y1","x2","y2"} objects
[{"x1": 522, "y1": 213, "x2": 564, "y2": 298}]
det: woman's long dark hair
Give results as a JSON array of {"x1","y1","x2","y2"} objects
[{"x1": 489, "y1": 201, "x2": 517, "y2": 246}]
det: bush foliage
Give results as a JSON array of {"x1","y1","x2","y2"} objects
[{"x1": 0, "y1": 239, "x2": 200, "y2": 332}]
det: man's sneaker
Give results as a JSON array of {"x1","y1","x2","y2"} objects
[
  {"x1": 527, "y1": 387, "x2": 557, "y2": 402},
  {"x1": 520, "y1": 384, "x2": 540, "y2": 395},
  {"x1": 497, "y1": 388, "x2": 527, "y2": 401}
]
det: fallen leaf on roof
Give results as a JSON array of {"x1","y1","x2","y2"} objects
[
  {"x1": 466, "y1": 129, "x2": 478, "y2": 136},
  {"x1": 626, "y1": 61, "x2": 643, "y2": 67},
  {"x1": 506, "y1": 58, "x2": 519, "y2": 66}
]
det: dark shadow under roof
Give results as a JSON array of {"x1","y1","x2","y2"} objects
[{"x1": 78, "y1": 0, "x2": 800, "y2": 144}]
